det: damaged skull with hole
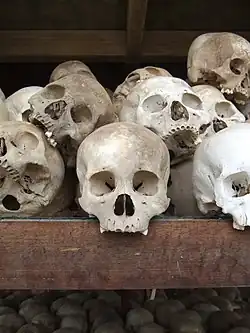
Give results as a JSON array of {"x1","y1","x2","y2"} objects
[
  {"x1": 0, "y1": 121, "x2": 64, "y2": 216},
  {"x1": 119, "y1": 76, "x2": 211, "y2": 165},
  {"x1": 192, "y1": 85, "x2": 245, "y2": 136},
  {"x1": 28, "y1": 74, "x2": 116, "y2": 167},
  {"x1": 187, "y1": 32, "x2": 250, "y2": 105},
  {"x1": 193, "y1": 123, "x2": 250, "y2": 230},
  {"x1": 76, "y1": 122, "x2": 170, "y2": 234},
  {"x1": 4, "y1": 86, "x2": 43, "y2": 121},
  {"x1": 113, "y1": 66, "x2": 172, "y2": 115}
]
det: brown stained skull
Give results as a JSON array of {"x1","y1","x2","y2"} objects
[
  {"x1": 113, "y1": 66, "x2": 172, "y2": 115},
  {"x1": 0, "y1": 121, "x2": 64, "y2": 216},
  {"x1": 187, "y1": 32, "x2": 250, "y2": 105},
  {"x1": 49, "y1": 60, "x2": 96, "y2": 82},
  {"x1": 28, "y1": 74, "x2": 116, "y2": 167}
]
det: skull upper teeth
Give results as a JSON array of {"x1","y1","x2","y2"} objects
[
  {"x1": 141, "y1": 229, "x2": 148, "y2": 236},
  {"x1": 100, "y1": 227, "x2": 106, "y2": 234}
]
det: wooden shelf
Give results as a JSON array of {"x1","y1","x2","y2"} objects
[{"x1": 0, "y1": 217, "x2": 248, "y2": 290}]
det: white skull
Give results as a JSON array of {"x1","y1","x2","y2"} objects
[
  {"x1": 119, "y1": 76, "x2": 212, "y2": 165},
  {"x1": 77, "y1": 122, "x2": 170, "y2": 234},
  {"x1": 187, "y1": 32, "x2": 250, "y2": 105},
  {"x1": 0, "y1": 121, "x2": 64, "y2": 216},
  {"x1": 49, "y1": 60, "x2": 96, "y2": 82},
  {"x1": 193, "y1": 123, "x2": 250, "y2": 230},
  {"x1": 168, "y1": 158, "x2": 201, "y2": 216},
  {"x1": 5, "y1": 86, "x2": 43, "y2": 121},
  {"x1": 192, "y1": 85, "x2": 245, "y2": 135},
  {"x1": 113, "y1": 66, "x2": 172, "y2": 115},
  {"x1": 29, "y1": 74, "x2": 116, "y2": 167}
]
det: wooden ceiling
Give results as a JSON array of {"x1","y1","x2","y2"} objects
[{"x1": 1, "y1": 0, "x2": 250, "y2": 62}]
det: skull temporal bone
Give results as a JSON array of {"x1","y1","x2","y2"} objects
[
  {"x1": 76, "y1": 122, "x2": 170, "y2": 234},
  {"x1": 193, "y1": 123, "x2": 250, "y2": 230},
  {"x1": 0, "y1": 121, "x2": 64, "y2": 216},
  {"x1": 119, "y1": 76, "x2": 212, "y2": 165},
  {"x1": 192, "y1": 85, "x2": 245, "y2": 135},
  {"x1": 187, "y1": 32, "x2": 250, "y2": 105}
]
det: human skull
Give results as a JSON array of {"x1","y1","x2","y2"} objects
[
  {"x1": 119, "y1": 76, "x2": 211, "y2": 165},
  {"x1": 193, "y1": 123, "x2": 250, "y2": 230},
  {"x1": 0, "y1": 121, "x2": 64, "y2": 216},
  {"x1": 187, "y1": 32, "x2": 250, "y2": 105},
  {"x1": 0, "y1": 89, "x2": 5, "y2": 101},
  {"x1": 49, "y1": 60, "x2": 96, "y2": 82},
  {"x1": 5, "y1": 86, "x2": 43, "y2": 121},
  {"x1": 77, "y1": 122, "x2": 170, "y2": 234},
  {"x1": 192, "y1": 85, "x2": 245, "y2": 135},
  {"x1": 29, "y1": 74, "x2": 116, "y2": 167},
  {"x1": 113, "y1": 66, "x2": 172, "y2": 114}
]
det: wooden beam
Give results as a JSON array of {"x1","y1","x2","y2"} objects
[
  {"x1": 0, "y1": 30, "x2": 126, "y2": 62},
  {"x1": 0, "y1": 30, "x2": 250, "y2": 62},
  {"x1": 126, "y1": 0, "x2": 148, "y2": 57},
  {"x1": 0, "y1": 218, "x2": 249, "y2": 289}
]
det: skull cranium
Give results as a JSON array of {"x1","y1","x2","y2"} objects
[
  {"x1": 187, "y1": 32, "x2": 250, "y2": 105},
  {"x1": 0, "y1": 121, "x2": 64, "y2": 216},
  {"x1": 76, "y1": 122, "x2": 170, "y2": 234},
  {"x1": 119, "y1": 76, "x2": 212, "y2": 165}
]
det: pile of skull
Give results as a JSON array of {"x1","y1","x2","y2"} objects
[{"x1": 2, "y1": 31, "x2": 250, "y2": 233}]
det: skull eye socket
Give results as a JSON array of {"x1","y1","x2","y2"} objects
[
  {"x1": 230, "y1": 58, "x2": 245, "y2": 75},
  {"x1": 41, "y1": 84, "x2": 65, "y2": 99},
  {"x1": 126, "y1": 72, "x2": 140, "y2": 84},
  {"x1": 2, "y1": 195, "x2": 20, "y2": 211},
  {"x1": 133, "y1": 171, "x2": 158, "y2": 196},
  {"x1": 142, "y1": 95, "x2": 166, "y2": 113},
  {"x1": 13, "y1": 132, "x2": 39, "y2": 150},
  {"x1": 182, "y1": 93, "x2": 202, "y2": 110},
  {"x1": 70, "y1": 105, "x2": 92, "y2": 123},
  {"x1": 215, "y1": 101, "x2": 235, "y2": 118},
  {"x1": 90, "y1": 171, "x2": 115, "y2": 196},
  {"x1": 224, "y1": 171, "x2": 250, "y2": 197}
]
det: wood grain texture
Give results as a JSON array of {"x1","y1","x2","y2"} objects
[
  {"x1": 1, "y1": 30, "x2": 250, "y2": 62},
  {"x1": 127, "y1": 0, "x2": 148, "y2": 57},
  {"x1": 0, "y1": 30, "x2": 126, "y2": 62},
  {"x1": 0, "y1": 0, "x2": 126, "y2": 30},
  {"x1": 0, "y1": 218, "x2": 249, "y2": 289}
]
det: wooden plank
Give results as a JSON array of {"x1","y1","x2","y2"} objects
[
  {"x1": 0, "y1": 218, "x2": 249, "y2": 290},
  {"x1": 142, "y1": 31, "x2": 250, "y2": 58},
  {"x1": 146, "y1": 0, "x2": 250, "y2": 31},
  {"x1": 0, "y1": 30, "x2": 126, "y2": 62},
  {"x1": 0, "y1": 0, "x2": 126, "y2": 30},
  {"x1": 0, "y1": 30, "x2": 250, "y2": 62},
  {"x1": 127, "y1": 0, "x2": 148, "y2": 57}
]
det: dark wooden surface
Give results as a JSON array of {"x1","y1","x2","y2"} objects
[
  {"x1": 127, "y1": 0, "x2": 148, "y2": 57},
  {"x1": 0, "y1": 218, "x2": 249, "y2": 290}
]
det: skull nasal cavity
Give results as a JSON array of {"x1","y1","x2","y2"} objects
[
  {"x1": 45, "y1": 101, "x2": 67, "y2": 120},
  {"x1": 171, "y1": 101, "x2": 189, "y2": 121},
  {"x1": 213, "y1": 118, "x2": 228, "y2": 133},
  {"x1": 114, "y1": 194, "x2": 135, "y2": 216}
]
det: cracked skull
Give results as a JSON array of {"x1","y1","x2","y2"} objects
[
  {"x1": 0, "y1": 121, "x2": 64, "y2": 216},
  {"x1": 76, "y1": 122, "x2": 170, "y2": 234},
  {"x1": 113, "y1": 66, "x2": 172, "y2": 115},
  {"x1": 5, "y1": 86, "x2": 43, "y2": 121},
  {"x1": 192, "y1": 85, "x2": 245, "y2": 135},
  {"x1": 187, "y1": 32, "x2": 250, "y2": 105},
  {"x1": 193, "y1": 123, "x2": 250, "y2": 230},
  {"x1": 119, "y1": 76, "x2": 211, "y2": 165},
  {"x1": 28, "y1": 74, "x2": 116, "y2": 166}
]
